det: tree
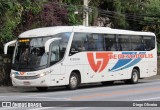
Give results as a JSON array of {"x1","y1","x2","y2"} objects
[
  {"x1": 142, "y1": 0, "x2": 160, "y2": 36},
  {"x1": 0, "y1": 0, "x2": 69, "y2": 54},
  {"x1": 141, "y1": 0, "x2": 160, "y2": 52},
  {"x1": 0, "y1": 0, "x2": 23, "y2": 54}
]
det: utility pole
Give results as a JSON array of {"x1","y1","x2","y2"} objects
[{"x1": 83, "y1": 0, "x2": 89, "y2": 26}]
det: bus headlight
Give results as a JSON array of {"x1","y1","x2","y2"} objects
[
  {"x1": 39, "y1": 71, "x2": 50, "y2": 78},
  {"x1": 40, "y1": 73, "x2": 45, "y2": 77}
]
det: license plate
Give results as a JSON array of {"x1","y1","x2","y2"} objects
[{"x1": 23, "y1": 81, "x2": 30, "y2": 85}]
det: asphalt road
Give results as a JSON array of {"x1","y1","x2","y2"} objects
[{"x1": 0, "y1": 78, "x2": 160, "y2": 110}]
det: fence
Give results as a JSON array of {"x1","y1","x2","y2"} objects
[{"x1": 0, "y1": 54, "x2": 12, "y2": 86}]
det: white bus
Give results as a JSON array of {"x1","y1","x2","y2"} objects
[{"x1": 5, "y1": 26, "x2": 157, "y2": 91}]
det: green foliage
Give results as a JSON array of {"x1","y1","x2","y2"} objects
[
  {"x1": 0, "y1": 0, "x2": 44, "y2": 54},
  {"x1": 113, "y1": 0, "x2": 128, "y2": 28},
  {"x1": 67, "y1": 6, "x2": 82, "y2": 25},
  {"x1": 62, "y1": 0, "x2": 83, "y2": 25},
  {"x1": 146, "y1": 0, "x2": 160, "y2": 16},
  {"x1": 142, "y1": 0, "x2": 160, "y2": 49},
  {"x1": 19, "y1": 0, "x2": 43, "y2": 14},
  {"x1": 63, "y1": 0, "x2": 82, "y2": 5},
  {"x1": 0, "y1": 1, "x2": 22, "y2": 42}
]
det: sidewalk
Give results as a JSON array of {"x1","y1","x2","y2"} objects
[
  {"x1": 0, "y1": 86, "x2": 36, "y2": 93},
  {"x1": 144, "y1": 75, "x2": 160, "y2": 80}
]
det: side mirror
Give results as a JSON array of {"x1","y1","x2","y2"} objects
[
  {"x1": 4, "y1": 40, "x2": 16, "y2": 54},
  {"x1": 45, "y1": 38, "x2": 61, "y2": 53}
]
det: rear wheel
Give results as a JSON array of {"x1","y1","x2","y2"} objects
[
  {"x1": 126, "y1": 69, "x2": 139, "y2": 84},
  {"x1": 36, "y1": 87, "x2": 48, "y2": 91},
  {"x1": 66, "y1": 72, "x2": 80, "y2": 90}
]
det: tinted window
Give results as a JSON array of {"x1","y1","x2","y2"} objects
[
  {"x1": 70, "y1": 33, "x2": 105, "y2": 55},
  {"x1": 104, "y1": 34, "x2": 117, "y2": 51},
  {"x1": 70, "y1": 33, "x2": 155, "y2": 55},
  {"x1": 118, "y1": 35, "x2": 131, "y2": 51},
  {"x1": 143, "y1": 36, "x2": 155, "y2": 51},
  {"x1": 13, "y1": 37, "x2": 50, "y2": 71},
  {"x1": 70, "y1": 33, "x2": 88, "y2": 55},
  {"x1": 50, "y1": 32, "x2": 71, "y2": 65},
  {"x1": 58, "y1": 33, "x2": 71, "y2": 58},
  {"x1": 87, "y1": 34, "x2": 104, "y2": 51},
  {"x1": 131, "y1": 36, "x2": 143, "y2": 51},
  {"x1": 50, "y1": 40, "x2": 60, "y2": 65}
]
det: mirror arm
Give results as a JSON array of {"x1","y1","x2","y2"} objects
[
  {"x1": 45, "y1": 38, "x2": 61, "y2": 53},
  {"x1": 4, "y1": 40, "x2": 16, "y2": 54}
]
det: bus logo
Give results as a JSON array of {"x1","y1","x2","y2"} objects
[
  {"x1": 20, "y1": 72, "x2": 25, "y2": 75},
  {"x1": 87, "y1": 52, "x2": 112, "y2": 73}
]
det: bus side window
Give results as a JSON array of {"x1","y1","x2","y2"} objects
[
  {"x1": 143, "y1": 36, "x2": 155, "y2": 51},
  {"x1": 87, "y1": 35, "x2": 96, "y2": 51},
  {"x1": 94, "y1": 34, "x2": 104, "y2": 51},
  {"x1": 104, "y1": 34, "x2": 117, "y2": 51},
  {"x1": 69, "y1": 33, "x2": 87, "y2": 55},
  {"x1": 118, "y1": 35, "x2": 131, "y2": 51},
  {"x1": 59, "y1": 33, "x2": 70, "y2": 59},
  {"x1": 131, "y1": 36, "x2": 143, "y2": 51},
  {"x1": 50, "y1": 41, "x2": 60, "y2": 65}
]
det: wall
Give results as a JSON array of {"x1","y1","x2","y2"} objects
[{"x1": 0, "y1": 54, "x2": 12, "y2": 86}]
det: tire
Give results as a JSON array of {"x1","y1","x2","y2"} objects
[
  {"x1": 101, "y1": 81, "x2": 114, "y2": 85},
  {"x1": 66, "y1": 72, "x2": 80, "y2": 90},
  {"x1": 126, "y1": 69, "x2": 139, "y2": 84},
  {"x1": 36, "y1": 87, "x2": 48, "y2": 91}
]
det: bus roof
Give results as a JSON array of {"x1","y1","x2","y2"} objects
[
  {"x1": 19, "y1": 26, "x2": 155, "y2": 38},
  {"x1": 19, "y1": 26, "x2": 73, "y2": 38}
]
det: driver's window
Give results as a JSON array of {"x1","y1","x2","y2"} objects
[
  {"x1": 69, "y1": 33, "x2": 88, "y2": 56},
  {"x1": 50, "y1": 41, "x2": 60, "y2": 65}
]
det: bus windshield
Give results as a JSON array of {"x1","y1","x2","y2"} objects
[{"x1": 12, "y1": 32, "x2": 71, "y2": 71}]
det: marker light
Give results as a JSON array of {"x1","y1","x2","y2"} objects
[{"x1": 11, "y1": 73, "x2": 15, "y2": 77}]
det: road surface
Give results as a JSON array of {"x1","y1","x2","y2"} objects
[{"x1": 0, "y1": 78, "x2": 160, "y2": 110}]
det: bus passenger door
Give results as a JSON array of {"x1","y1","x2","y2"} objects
[{"x1": 48, "y1": 40, "x2": 64, "y2": 85}]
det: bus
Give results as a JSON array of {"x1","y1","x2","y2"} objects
[{"x1": 4, "y1": 26, "x2": 157, "y2": 91}]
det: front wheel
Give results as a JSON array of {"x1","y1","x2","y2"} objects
[
  {"x1": 126, "y1": 69, "x2": 139, "y2": 84},
  {"x1": 66, "y1": 72, "x2": 80, "y2": 90}
]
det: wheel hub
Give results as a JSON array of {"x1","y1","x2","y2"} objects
[
  {"x1": 70, "y1": 76, "x2": 77, "y2": 87},
  {"x1": 133, "y1": 72, "x2": 138, "y2": 82}
]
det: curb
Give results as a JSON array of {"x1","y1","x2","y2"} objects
[{"x1": 144, "y1": 75, "x2": 160, "y2": 80}]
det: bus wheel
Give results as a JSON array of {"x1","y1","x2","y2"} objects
[
  {"x1": 101, "y1": 81, "x2": 114, "y2": 85},
  {"x1": 67, "y1": 72, "x2": 79, "y2": 90},
  {"x1": 126, "y1": 69, "x2": 139, "y2": 84},
  {"x1": 36, "y1": 87, "x2": 48, "y2": 91}
]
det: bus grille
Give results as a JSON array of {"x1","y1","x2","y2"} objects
[{"x1": 15, "y1": 75, "x2": 39, "y2": 80}]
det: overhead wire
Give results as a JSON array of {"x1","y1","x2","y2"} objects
[{"x1": 44, "y1": 1, "x2": 160, "y2": 24}]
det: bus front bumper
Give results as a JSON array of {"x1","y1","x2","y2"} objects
[{"x1": 11, "y1": 75, "x2": 50, "y2": 87}]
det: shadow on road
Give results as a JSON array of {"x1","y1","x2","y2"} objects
[{"x1": 8, "y1": 80, "x2": 152, "y2": 93}]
